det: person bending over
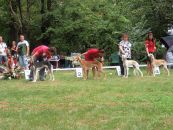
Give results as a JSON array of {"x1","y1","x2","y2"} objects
[
  {"x1": 30, "y1": 45, "x2": 56, "y2": 81},
  {"x1": 82, "y1": 48, "x2": 104, "y2": 78}
]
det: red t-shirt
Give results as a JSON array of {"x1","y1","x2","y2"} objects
[
  {"x1": 32, "y1": 45, "x2": 51, "y2": 59},
  {"x1": 145, "y1": 39, "x2": 156, "y2": 53},
  {"x1": 84, "y1": 48, "x2": 100, "y2": 61}
]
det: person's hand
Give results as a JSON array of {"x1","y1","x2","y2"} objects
[
  {"x1": 26, "y1": 53, "x2": 29, "y2": 57},
  {"x1": 121, "y1": 51, "x2": 125, "y2": 55},
  {"x1": 154, "y1": 47, "x2": 156, "y2": 51}
]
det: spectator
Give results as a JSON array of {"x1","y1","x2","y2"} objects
[
  {"x1": 145, "y1": 31, "x2": 156, "y2": 74},
  {"x1": 0, "y1": 36, "x2": 8, "y2": 65},
  {"x1": 119, "y1": 33, "x2": 132, "y2": 76},
  {"x1": 11, "y1": 41, "x2": 17, "y2": 57},
  {"x1": 16, "y1": 35, "x2": 30, "y2": 70},
  {"x1": 11, "y1": 41, "x2": 17, "y2": 66}
]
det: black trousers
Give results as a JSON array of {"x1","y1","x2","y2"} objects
[{"x1": 119, "y1": 56, "x2": 130, "y2": 76}]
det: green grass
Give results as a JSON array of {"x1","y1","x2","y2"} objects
[{"x1": 0, "y1": 69, "x2": 173, "y2": 130}]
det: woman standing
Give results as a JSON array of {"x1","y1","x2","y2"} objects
[
  {"x1": 10, "y1": 41, "x2": 17, "y2": 66},
  {"x1": 145, "y1": 31, "x2": 156, "y2": 74},
  {"x1": 119, "y1": 33, "x2": 132, "y2": 76}
]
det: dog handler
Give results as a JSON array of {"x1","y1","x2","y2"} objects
[
  {"x1": 119, "y1": 33, "x2": 132, "y2": 76},
  {"x1": 30, "y1": 45, "x2": 56, "y2": 81},
  {"x1": 82, "y1": 48, "x2": 104, "y2": 78},
  {"x1": 145, "y1": 31, "x2": 156, "y2": 74}
]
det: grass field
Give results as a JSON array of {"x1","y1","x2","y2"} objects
[{"x1": 0, "y1": 69, "x2": 173, "y2": 130}]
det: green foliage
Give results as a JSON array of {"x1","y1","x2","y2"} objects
[{"x1": 0, "y1": 0, "x2": 173, "y2": 58}]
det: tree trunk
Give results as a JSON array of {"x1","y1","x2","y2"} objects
[
  {"x1": 17, "y1": 0, "x2": 24, "y2": 34},
  {"x1": 26, "y1": 0, "x2": 30, "y2": 19},
  {"x1": 40, "y1": 0, "x2": 52, "y2": 45},
  {"x1": 47, "y1": 0, "x2": 52, "y2": 11},
  {"x1": 8, "y1": 0, "x2": 19, "y2": 41}
]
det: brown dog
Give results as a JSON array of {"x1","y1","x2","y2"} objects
[
  {"x1": 74, "y1": 56, "x2": 106, "y2": 80},
  {"x1": 148, "y1": 54, "x2": 170, "y2": 76}
]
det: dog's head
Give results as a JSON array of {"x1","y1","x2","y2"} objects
[
  {"x1": 148, "y1": 54, "x2": 155, "y2": 60},
  {"x1": 121, "y1": 54, "x2": 127, "y2": 60},
  {"x1": 73, "y1": 55, "x2": 81, "y2": 62}
]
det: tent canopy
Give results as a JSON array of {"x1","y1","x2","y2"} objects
[{"x1": 160, "y1": 36, "x2": 173, "y2": 49}]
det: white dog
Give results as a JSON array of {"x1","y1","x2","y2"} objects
[{"x1": 122, "y1": 55, "x2": 143, "y2": 78}]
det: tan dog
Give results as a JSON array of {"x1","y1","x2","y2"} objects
[
  {"x1": 148, "y1": 54, "x2": 170, "y2": 76},
  {"x1": 122, "y1": 55, "x2": 143, "y2": 78},
  {"x1": 74, "y1": 56, "x2": 106, "y2": 80}
]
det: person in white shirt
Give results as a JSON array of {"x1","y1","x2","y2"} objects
[
  {"x1": 119, "y1": 33, "x2": 132, "y2": 76},
  {"x1": 0, "y1": 36, "x2": 8, "y2": 65},
  {"x1": 16, "y1": 35, "x2": 30, "y2": 70}
]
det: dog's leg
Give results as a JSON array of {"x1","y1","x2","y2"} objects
[
  {"x1": 97, "y1": 63, "x2": 106, "y2": 80},
  {"x1": 86, "y1": 69, "x2": 89, "y2": 80},
  {"x1": 152, "y1": 66, "x2": 156, "y2": 77},
  {"x1": 47, "y1": 68, "x2": 52, "y2": 81},
  {"x1": 147, "y1": 62, "x2": 152, "y2": 75},
  {"x1": 35, "y1": 69, "x2": 39, "y2": 82},
  {"x1": 83, "y1": 68, "x2": 87, "y2": 80},
  {"x1": 123, "y1": 66, "x2": 126, "y2": 77},
  {"x1": 163, "y1": 64, "x2": 170, "y2": 76},
  {"x1": 123, "y1": 64, "x2": 128, "y2": 78},
  {"x1": 92, "y1": 67, "x2": 97, "y2": 80},
  {"x1": 133, "y1": 68, "x2": 137, "y2": 76},
  {"x1": 32, "y1": 68, "x2": 36, "y2": 82},
  {"x1": 51, "y1": 66, "x2": 55, "y2": 81},
  {"x1": 126, "y1": 67, "x2": 129, "y2": 78},
  {"x1": 49, "y1": 65, "x2": 54, "y2": 81},
  {"x1": 137, "y1": 67, "x2": 143, "y2": 77},
  {"x1": 97, "y1": 67, "x2": 106, "y2": 80},
  {"x1": 101, "y1": 70, "x2": 106, "y2": 80},
  {"x1": 32, "y1": 69, "x2": 38, "y2": 82}
]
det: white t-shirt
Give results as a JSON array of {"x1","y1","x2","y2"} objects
[
  {"x1": 17, "y1": 40, "x2": 29, "y2": 56},
  {"x1": 0, "y1": 42, "x2": 7, "y2": 56},
  {"x1": 17, "y1": 40, "x2": 29, "y2": 47}
]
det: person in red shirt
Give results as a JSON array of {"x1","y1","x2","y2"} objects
[
  {"x1": 30, "y1": 45, "x2": 56, "y2": 81},
  {"x1": 145, "y1": 31, "x2": 156, "y2": 74},
  {"x1": 83, "y1": 48, "x2": 104, "y2": 61},
  {"x1": 31, "y1": 45, "x2": 53, "y2": 60},
  {"x1": 82, "y1": 48, "x2": 104, "y2": 78}
]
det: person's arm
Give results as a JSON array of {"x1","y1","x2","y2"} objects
[
  {"x1": 119, "y1": 45, "x2": 125, "y2": 55},
  {"x1": 31, "y1": 52, "x2": 38, "y2": 63},
  {"x1": 81, "y1": 52, "x2": 87, "y2": 56},
  {"x1": 26, "y1": 46, "x2": 29, "y2": 56},
  {"x1": 25, "y1": 41, "x2": 30, "y2": 56},
  {"x1": 5, "y1": 44, "x2": 8, "y2": 54},
  {"x1": 16, "y1": 43, "x2": 19, "y2": 54},
  {"x1": 154, "y1": 39, "x2": 156, "y2": 52}
]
